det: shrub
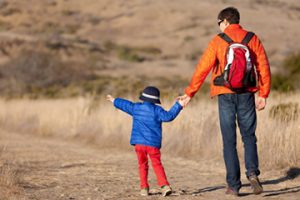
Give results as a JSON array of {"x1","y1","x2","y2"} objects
[
  {"x1": 272, "y1": 52, "x2": 300, "y2": 92},
  {"x1": 269, "y1": 102, "x2": 299, "y2": 122},
  {"x1": 103, "y1": 41, "x2": 161, "y2": 62},
  {"x1": 0, "y1": 7, "x2": 21, "y2": 16},
  {"x1": 0, "y1": 50, "x2": 94, "y2": 97},
  {"x1": 284, "y1": 52, "x2": 300, "y2": 75},
  {"x1": 271, "y1": 74, "x2": 294, "y2": 92},
  {"x1": 117, "y1": 46, "x2": 145, "y2": 62},
  {"x1": 184, "y1": 36, "x2": 195, "y2": 42},
  {"x1": 0, "y1": 19, "x2": 11, "y2": 31},
  {"x1": 185, "y1": 49, "x2": 203, "y2": 61},
  {"x1": 61, "y1": 10, "x2": 78, "y2": 16}
]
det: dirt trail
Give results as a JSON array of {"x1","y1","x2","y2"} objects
[{"x1": 0, "y1": 130, "x2": 299, "y2": 200}]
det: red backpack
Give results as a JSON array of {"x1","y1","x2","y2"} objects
[{"x1": 213, "y1": 32, "x2": 257, "y2": 92}]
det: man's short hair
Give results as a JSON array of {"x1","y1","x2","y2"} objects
[{"x1": 218, "y1": 7, "x2": 240, "y2": 24}]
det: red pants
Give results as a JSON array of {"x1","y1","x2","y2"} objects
[{"x1": 135, "y1": 144, "x2": 169, "y2": 189}]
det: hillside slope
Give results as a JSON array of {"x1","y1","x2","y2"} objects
[{"x1": 0, "y1": 0, "x2": 299, "y2": 78}]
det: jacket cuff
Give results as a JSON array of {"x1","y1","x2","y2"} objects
[
  {"x1": 175, "y1": 101, "x2": 183, "y2": 109},
  {"x1": 184, "y1": 88, "x2": 194, "y2": 98},
  {"x1": 259, "y1": 94, "x2": 268, "y2": 98},
  {"x1": 113, "y1": 98, "x2": 121, "y2": 107},
  {"x1": 258, "y1": 92, "x2": 269, "y2": 98}
]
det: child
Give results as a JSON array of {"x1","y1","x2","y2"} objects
[{"x1": 106, "y1": 86, "x2": 184, "y2": 197}]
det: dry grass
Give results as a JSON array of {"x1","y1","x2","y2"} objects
[
  {"x1": 0, "y1": 147, "x2": 23, "y2": 199},
  {"x1": 0, "y1": 93, "x2": 299, "y2": 171},
  {"x1": 257, "y1": 93, "x2": 300, "y2": 169}
]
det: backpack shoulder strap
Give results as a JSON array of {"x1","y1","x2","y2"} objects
[
  {"x1": 218, "y1": 33, "x2": 234, "y2": 44},
  {"x1": 241, "y1": 32, "x2": 255, "y2": 44}
]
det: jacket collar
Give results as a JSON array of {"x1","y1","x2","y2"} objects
[
  {"x1": 143, "y1": 101, "x2": 155, "y2": 105},
  {"x1": 224, "y1": 24, "x2": 242, "y2": 33}
]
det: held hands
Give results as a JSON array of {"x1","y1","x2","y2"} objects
[
  {"x1": 177, "y1": 94, "x2": 191, "y2": 107},
  {"x1": 106, "y1": 94, "x2": 115, "y2": 103},
  {"x1": 256, "y1": 96, "x2": 266, "y2": 111}
]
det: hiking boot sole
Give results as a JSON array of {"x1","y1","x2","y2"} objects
[{"x1": 249, "y1": 177, "x2": 263, "y2": 194}]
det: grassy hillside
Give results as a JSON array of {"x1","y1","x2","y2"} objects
[
  {"x1": 0, "y1": 0, "x2": 299, "y2": 97},
  {"x1": 0, "y1": 0, "x2": 299, "y2": 80}
]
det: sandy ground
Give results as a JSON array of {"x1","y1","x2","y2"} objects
[{"x1": 0, "y1": 130, "x2": 300, "y2": 200}]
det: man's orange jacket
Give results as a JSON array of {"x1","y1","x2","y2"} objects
[{"x1": 185, "y1": 24, "x2": 271, "y2": 98}]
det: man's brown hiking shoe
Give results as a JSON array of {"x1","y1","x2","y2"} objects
[
  {"x1": 225, "y1": 187, "x2": 239, "y2": 196},
  {"x1": 248, "y1": 175, "x2": 263, "y2": 194}
]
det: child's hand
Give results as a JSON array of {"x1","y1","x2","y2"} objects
[
  {"x1": 177, "y1": 98, "x2": 185, "y2": 107},
  {"x1": 106, "y1": 94, "x2": 115, "y2": 103},
  {"x1": 177, "y1": 94, "x2": 191, "y2": 107}
]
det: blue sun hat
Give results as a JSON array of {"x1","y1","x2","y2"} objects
[{"x1": 139, "y1": 86, "x2": 161, "y2": 104}]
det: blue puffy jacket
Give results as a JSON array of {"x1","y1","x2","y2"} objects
[{"x1": 114, "y1": 98, "x2": 182, "y2": 148}]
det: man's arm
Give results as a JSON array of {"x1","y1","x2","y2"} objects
[
  {"x1": 250, "y1": 35, "x2": 271, "y2": 99},
  {"x1": 185, "y1": 39, "x2": 218, "y2": 98},
  {"x1": 249, "y1": 35, "x2": 271, "y2": 111},
  {"x1": 181, "y1": 38, "x2": 218, "y2": 106}
]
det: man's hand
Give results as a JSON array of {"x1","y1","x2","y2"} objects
[
  {"x1": 106, "y1": 94, "x2": 115, "y2": 103},
  {"x1": 256, "y1": 96, "x2": 266, "y2": 111},
  {"x1": 177, "y1": 94, "x2": 191, "y2": 107}
]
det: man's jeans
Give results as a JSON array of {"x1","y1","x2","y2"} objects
[{"x1": 218, "y1": 93, "x2": 260, "y2": 191}]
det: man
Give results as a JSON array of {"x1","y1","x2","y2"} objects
[{"x1": 179, "y1": 7, "x2": 271, "y2": 196}]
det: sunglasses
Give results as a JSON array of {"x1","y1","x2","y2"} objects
[{"x1": 218, "y1": 19, "x2": 224, "y2": 26}]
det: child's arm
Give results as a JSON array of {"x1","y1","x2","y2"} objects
[
  {"x1": 107, "y1": 94, "x2": 134, "y2": 116},
  {"x1": 158, "y1": 101, "x2": 183, "y2": 122}
]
